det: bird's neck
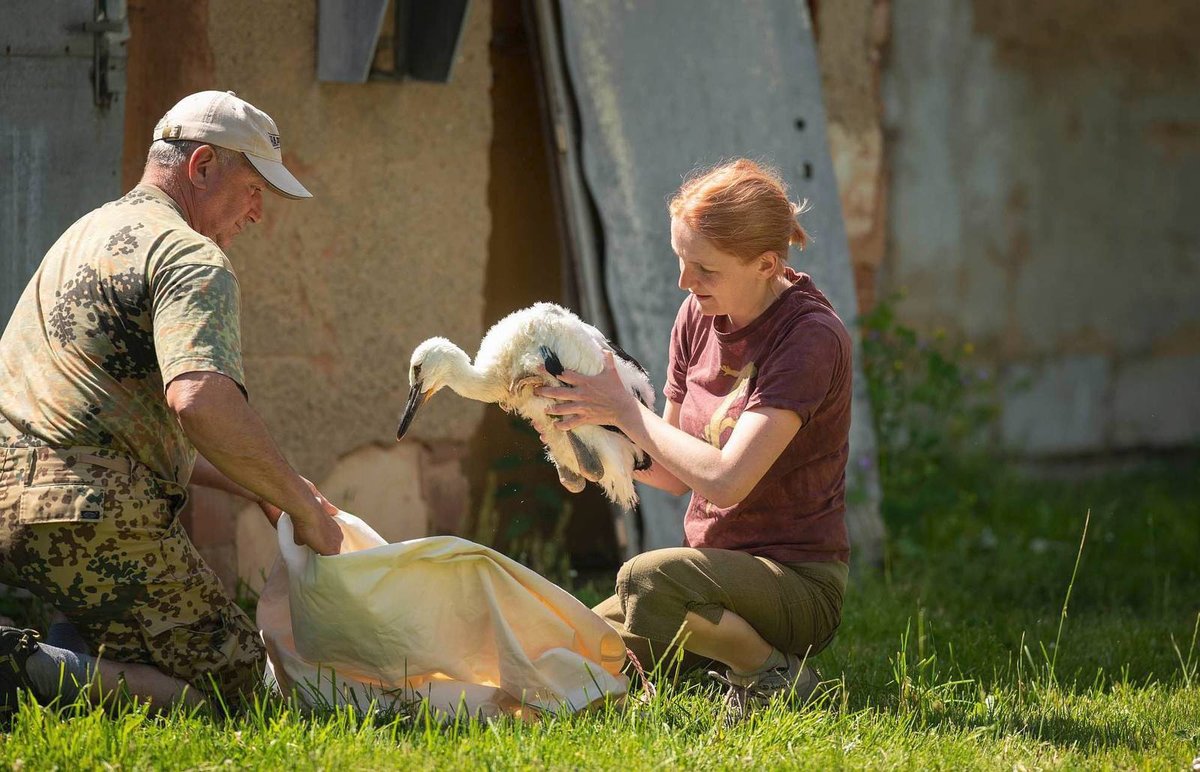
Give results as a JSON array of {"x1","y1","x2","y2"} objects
[{"x1": 442, "y1": 350, "x2": 500, "y2": 402}]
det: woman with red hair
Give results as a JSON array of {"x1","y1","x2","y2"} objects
[{"x1": 538, "y1": 158, "x2": 851, "y2": 722}]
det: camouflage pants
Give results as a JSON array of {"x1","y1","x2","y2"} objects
[{"x1": 0, "y1": 445, "x2": 265, "y2": 703}]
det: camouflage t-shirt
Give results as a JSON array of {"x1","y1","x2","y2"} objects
[{"x1": 0, "y1": 184, "x2": 245, "y2": 485}]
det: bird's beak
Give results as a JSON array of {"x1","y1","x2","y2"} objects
[{"x1": 397, "y1": 381, "x2": 433, "y2": 440}]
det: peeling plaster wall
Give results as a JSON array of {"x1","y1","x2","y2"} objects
[
  {"x1": 206, "y1": 0, "x2": 492, "y2": 586},
  {"x1": 814, "y1": 0, "x2": 891, "y2": 313},
  {"x1": 128, "y1": 2, "x2": 494, "y2": 590},
  {"x1": 884, "y1": 1, "x2": 1200, "y2": 455},
  {"x1": 206, "y1": 0, "x2": 493, "y2": 472}
]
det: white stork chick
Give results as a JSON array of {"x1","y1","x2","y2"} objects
[{"x1": 396, "y1": 302, "x2": 655, "y2": 509}]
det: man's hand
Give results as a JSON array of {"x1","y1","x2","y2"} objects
[
  {"x1": 258, "y1": 476, "x2": 338, "y2": 526},
  {"x1": 290, "y1": 509, "x2": 343, "y2": 556},
  {"x1": 303, "y1": 477, "x2": 339, "y2": 518},
  {"x1": 258, "y1": 477, "x2": 343, "y2": 555},
  {"x1": 258, "y1": 499, "x2": 284, "y2": 527},
  {"x1": 258, "y1": 496, "x2": 343, "y2": 555},
  {"x1": 167, "y1": 372, "x2": 345, "y2": 556},
  {"x1": 277, "y1": 479, "x2": 344, "y2": 556}
]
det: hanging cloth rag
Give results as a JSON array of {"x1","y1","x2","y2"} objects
[{"x1": 257, "y1": 512, "x2": 628, "y2": 718}]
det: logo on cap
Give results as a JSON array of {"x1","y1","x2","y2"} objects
[{"x1": 269, "y1": 133, "x2": 281, "y2": 150}]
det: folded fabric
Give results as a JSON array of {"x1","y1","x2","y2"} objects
[{"x1": 257, "y1": 512, "x2": 627, "y2": 718}]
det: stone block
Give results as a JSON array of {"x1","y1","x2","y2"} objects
[
  {"x1": 180, "y1": 486, "x2": 238, "y2": 548},
  {"x1": 236, "y1": 502, "x2": 279, "y2": 594},
  {"x1": 1001, "y1": 355, "x2": 1110, "y2": 454},
  {"x1": 319, "y1": 443, "x2": 429, "y2": 545},
  {"x1": 420, "y1": 442, "x2": 470, "y2": 536},
  {"x1": 1112, "y1": 354, "x2": 1200, "y2": 447}
]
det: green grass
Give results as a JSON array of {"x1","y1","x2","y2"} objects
[{"x1": 2, "y1": 460, "x2": 1198, "y2": 770}]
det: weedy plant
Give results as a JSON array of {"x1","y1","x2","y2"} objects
[
  {"x1": 858, "y1": 296, "x2": 1004, "y2": 538},
  {"x1": 473, "y1": 416, "x2": 577, "y2": 588}
]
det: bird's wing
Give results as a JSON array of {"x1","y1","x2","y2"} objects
[
  {"x1": 605, "y1": 338, "x2": 650, "y2": 378},
  {"x1": 575, "y1": 317, "x2": 652, "y2": 382},
  {"x1": 607, "y1": 343, "x2": 655, "y2": 410},
  {"x1": 539, "y1": 344, "x2": 565, "y2": 378}
]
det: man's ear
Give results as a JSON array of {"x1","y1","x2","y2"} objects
[{"x1": 187, "y1": 144, "x2": 218, "y2": 191}]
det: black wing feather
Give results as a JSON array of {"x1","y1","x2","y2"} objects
[
  {"x1": 539, "y1": 345, "x2": 565, "y2": 378},
  {"x1": 605, "y1": 339, "x2": 649, "y2": 378}
]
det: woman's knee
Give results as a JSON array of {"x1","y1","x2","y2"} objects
[
  {"x1": 614, "y1": 553, "x2": 648, "y2": 600},
  {"x1": 615, "y1": 548, "x2": 703, "y2": 601}
]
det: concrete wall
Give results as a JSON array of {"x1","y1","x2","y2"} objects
[
  {"x1": 883, "y1": 0, "x2": 1200, "y2": 456},
  {"x1": 126, "y1": 0, "x2": 494, "y2": 591}
]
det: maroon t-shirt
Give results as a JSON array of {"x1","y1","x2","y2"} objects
[{"x1": 664, "y1": 269, "x2": 852, "y2": 565}]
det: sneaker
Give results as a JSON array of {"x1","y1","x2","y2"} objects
[
  {"x1": 0, "y1": 626, "x2": 41, "y2": 722},
  {"x1": 708, "y1": 653, "x2": 820, "y2": 726}
]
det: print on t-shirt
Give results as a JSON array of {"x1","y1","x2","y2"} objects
[{"x1": 702, "y1": 362, "x2": 757, "y2": 449}]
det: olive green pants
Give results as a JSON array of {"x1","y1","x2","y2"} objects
[
  {"x1": 593, "y1": 547, "x2": 847, "y2": 673},
  {"x1": 0, "y1": 445, "x2": 265, "y2": 703}
]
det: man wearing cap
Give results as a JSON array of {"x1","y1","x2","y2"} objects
[{"x1": 0, "y1": 90, "x2": 341, "y2": 715}]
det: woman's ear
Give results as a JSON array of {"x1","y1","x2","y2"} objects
[{"x1": 757, "y1": 250, "x2": 782, "y2": 277}]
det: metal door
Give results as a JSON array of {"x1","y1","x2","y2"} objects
[{"x1": 1, "y1": 0, "x2": 128, "y2": 326}]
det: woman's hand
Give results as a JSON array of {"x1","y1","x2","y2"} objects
[{"x1": 535, "y1": 351, "x2": 641, "y2": 432}]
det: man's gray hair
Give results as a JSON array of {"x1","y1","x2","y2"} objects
[{"x1": 146, "y1": 139, "x2": 241, "y2": 170}]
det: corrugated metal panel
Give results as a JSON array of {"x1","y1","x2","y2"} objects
[
  {"x1": 1, "y1": 0, "x2": 127, "y2": 327},
  {"x1": 551, "y1": 0, "x2": 884, "y2": 562},
  {"x1": 318, "y1": 0, "x2": 472, "y2": 84},
  {"x1": 318, "y1": 0, "x2": 390, "y2": 82}
]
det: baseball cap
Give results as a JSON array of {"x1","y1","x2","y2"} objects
[{"x1": 152, "y1": 90, "x2": 312, "y2": 199}]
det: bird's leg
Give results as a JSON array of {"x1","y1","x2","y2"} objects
[
  {"x1": 567, "y1": 432, "x2": 605, "y2": 482},
  {"x1": 534, "y1": 347, "x2": 607, "y2": 483},
  {"x1": 554, "y1": 460, "x2": 587, "y2": 493},
  {"x1": 530, "y1": 414, "x2": 587, "y2": 493}
]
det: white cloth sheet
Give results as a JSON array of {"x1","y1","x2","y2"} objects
[{"x1": 256, "y1": 512, "x2": 627, "y2": 718}]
